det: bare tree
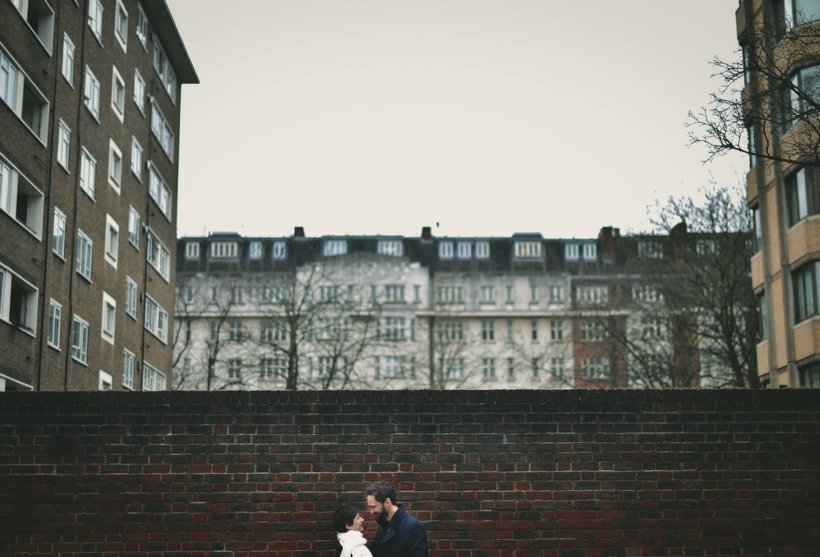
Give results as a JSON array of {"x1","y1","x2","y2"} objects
[{"x1": 688, "y1": 6, "x2": 820, "y2": 168}]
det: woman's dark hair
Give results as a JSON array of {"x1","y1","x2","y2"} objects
[{"x1": 333, "y1": 505, "x2": 359, "y2": 533}]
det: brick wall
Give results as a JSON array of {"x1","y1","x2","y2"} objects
[{"x1": 1, "y1": 390, "x2": 819, "y2": 557}]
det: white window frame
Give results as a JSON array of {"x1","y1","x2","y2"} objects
[
  {"x1": 79, "y1": 147, "x2": 96, "y2": 200},
  {"x1": 152, "y1": 35, "x2": 177, "y2": 103},
  {"x1": 438, "y1": 241, "x2": 454, "y2": 259},
  {"x1": 1, "y1": 47, "x2": 50, "y2": 142},
  {"x1": 475, "y1": 241, "x2": 490, "y2": 259},
  {"x1": 582, "y1": 243, "x2": 597, "y2": 261},
  {"x1": 0, "y1": 264, "x2": 38, "y2": 335},
  {"x1": 144, "y1": 295, "x2": 168, "y2": 344},
  {"x1": 128, "y1": 206, "x2": 140, "y2": 249},
  {"x1": 377, "y1": 240, "x2": 403, "y2": 256},
  {"x1": 564, "y1": 243, "x2": 579, "y2": 260},
  {"x1": 104, "y1": 214, "x2": 119, "y2": 269},
  {"x1": 0, "y1": 153, "x2": 45, "y2": 239},
  {"x1": 98, "y1": 369, "x2": 112, "y2": 392},
  {"x1": 185, "y1": 242, "x2": 200, "y2": 259},
  {"x1": 88, "y1": 0, "x2": 103, "y2": 43},
  {"x1": 47, "y1": 298, "x2": 62, "y2": 349},
  {"x1": 83, "y1": 66, "x2": 100, "y2": 121},
  {"x1": 514, "y1": 241, "x2": 542, "y2": 259},
  {"x1": 142, "y1": 361, "x2": 167, "y2": 391},
  {"x1": 130, "y1": 137, "x2": 143, "y2": 180},
  {"x1": 150, "y1": 100, "x2": 175, "y2": 160},
  {"x1": 456, "y1": 241, "x2": 472, "y2": 259},
  {"x1": 101, "y1": 291, "x2": 116, "y2": 344},
  {"x1": 147, "y1": 163, "x2": 172, "y2": 220},
  {"x1": 210, "y1": 241, "x2": 237, "y2": 258},
  {"x1": 75, "y1": 229, "x2": 93, "y2": 281},
  {"x1": 114, "y1": 0, "x2": 128, "y2": 52},
  {"x1": 125, "y1": 276, "x2": 138, "y2": 319},
  {"x1": 52, "y1": 207, "x2": 66, "y2": 259},
  {"x1": 146, "y1": 228, "x2": 170, "y2": 281},
  {"x1": 249, "y1": 241, "x2": 263, "y2": 259},
  {"x1": 322, "y1": 240, "x2": 347, "y2": 256},
  {"x1": 133, "y1": 69, "x2": 145, "y2": 114},
  {"x1": 71, "y1": 314, "x2": 89, "y2": 365},
  {"x1": 122, "y1": 349, "x2": 135, "y2": 390},
  {"x1": 62, "y1": 33, "x2": 75, "y2": 86},
  {"x1": 108, "y1": 139, "x2": 122, "y2": 193},
  {"x1": 57, "y1": 119, "x2": 71, "y2": 170},
  {"x1": 136, "y1": 5, "x2": 148, "y2": 49},
  {"x1": 111, "y1": 66, "x2": 126, "y2": 122},
  {"x1": 272, "y1": 241, "x2": 287, "y2": 260}
]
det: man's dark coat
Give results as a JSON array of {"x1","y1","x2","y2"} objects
[{"x1": 370, "y1": 505, "x2": 429, "y2": 557}]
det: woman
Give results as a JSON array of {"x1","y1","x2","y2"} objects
[{"x1": 333, "y1": 505, "x2": 373, "y2": 557}]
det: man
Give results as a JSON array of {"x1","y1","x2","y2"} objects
[
  {"x1": 333, "y1": 505, "x2": 372, "y2": 557},
  {"x1": 365, "y1": 481, "x2": 429, "y2": 557}
]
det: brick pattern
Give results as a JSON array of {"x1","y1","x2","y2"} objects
[{"x1": 1, "y1": 390, "x2": 819, "y2": 556}]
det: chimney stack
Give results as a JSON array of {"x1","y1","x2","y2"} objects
[
  {"x1": 293, "y1": 226, "x2": 305, "y2": 238},
  {"x1": 421, "y1": 226, "x2": 433, "y2": 240}
]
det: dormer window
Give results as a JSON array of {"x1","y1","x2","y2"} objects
[
  {"x1": 249, "y1": 241, "x2": 263, "y2": 259},
  {"x1": 272, "y1": 241, "x2": 287, "y2": 260},
  {"x1": 439, "y1": 241, "x2": 454, "y2": 259},
  {"x1": 377, "y1": 240, "x2": 403, "y2": 256},
  {"x1": 638, "y1": 241, "x2": 663, "y2": 259},
  {"x1": 475, "y1": 241, "x2": 490, "y2": 259},
  {"x1": 582, "y1": 243, "x2": 597, "y2": 261},
  {"x1": 514, "y1": 241, "x2": 542, "y2": 258},
  {"x1": 210, "y1": 241, "x2": 237, "y2": 258},
  {"x1": 564, "y1": 243, "x2": 579, "y2": 260},
  {"x1": 457, "y1": 242, "x2": 472, "y2": 259},
  {"x1": 323, "y1": 240, "x2": 347, "y2": 256}
]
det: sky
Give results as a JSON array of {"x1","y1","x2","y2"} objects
[{"x1": 167, "y1": 0, "x2": 747, "y2": 240}]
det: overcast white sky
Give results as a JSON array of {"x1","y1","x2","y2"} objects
[{"x1": 168, "y1": 0, "x2": 746, "y2": 240}]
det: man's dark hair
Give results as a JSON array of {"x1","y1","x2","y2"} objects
[
  {"x1": 366, "y1": 481, "x2": 397, "y2": 504},
  {"x1": 333, "y1": 505, "x2": 359, "y2": 533}
]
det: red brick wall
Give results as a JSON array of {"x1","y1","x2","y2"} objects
[{"x1": 1, "y1": 390, "x2": 819, "y2": 557}]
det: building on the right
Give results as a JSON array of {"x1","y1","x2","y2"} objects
[{"x1": 737, "y1": 0, "x2": 820, "y2": 387}]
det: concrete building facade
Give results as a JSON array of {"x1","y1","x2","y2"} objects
[
  {"x1": 0, "y1": 0, "x2": 197, "y2": 391},
  {"x1": 174, "y1": 226, "x2": 735, "y2": 391},
  {"x1": 737, "y1": 0, "x2": 820, "y2": 387}
]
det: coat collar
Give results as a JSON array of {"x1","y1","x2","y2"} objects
[{"x1": 377, "y1": 504, "x2": 406, "y2": 535}]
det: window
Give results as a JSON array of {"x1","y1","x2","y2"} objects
[
  {"x1": 638, "y1": 241, "x2": 663, "y2": 259},
  {"x1": 52, "y1": 208, "x2": 66, "y2": 258},
  {"x1": 780, "y1": 0, "x2": 820, "y2": 31},
  {"x1": 758, "y1": 292, "x2": 768, "y2": 341},
  {"x1": 575, "y1": 285, "x2": 608, "y2": 306},
  {"x1": 748, "y1": 208, "x2": 762, "y2": 255},
  {"x1": 114, "y1": 0, "x2": 128, "y2": 51},
  {"x1": 11, "y1": 0, "x2": 55, "y2": 52},
  {"x1": 443, "y1": 358, "x2": 464, "y2": 380},
  {"x1": 144, "y1": 295, "x2": 168, "y2": 343},
  {"x1": 564, "y1": 243, "x2": 579, "y2": 260},
  {"x1": 249, "y1": 241, "x2": 263, "y2": 259},
  {"x1": 105, "y1": 215, "x2": 119, "y2": 268},
  {"x1": 531, "y1": 358, "x2": 540, "y2": 378},
  {"x1": 97, "y1": 370, "x2": 112, "y2": 391},
  {"x1": 480, "y1": 286, "x2": 495, "y2": 304},
  {"x1": 531, "y1": 320, "x2": 538, "y2": 341},
  {"x1": 530, "y1": 286, "x2": 538, "y2": 303},
  {"x1": 87, "y1": 0, "x2": 103, "y2": 42},
  {"x1": 783, "y1": 65, "x2": 820, "y2": 131},
  {"x1": 229, "y1": 320, "x2": 243, "y2": 341},
  {"x1": 101, "y1": 291, "x2": 116, "y2": 344},
  {"x1": 260, "y1": 357, "x2": 286, "y2": 380},
  {"x1": 323, "y1": 240, "x2": 347, "y2": 256},
  {"x1": 146, "y1": 229, "x2": 170, "y2": 281},
  {"x1": 456, "y1": 241, "x2": 472, "y2": 259},
  {"x1": 142, "y1": 362, "x2": 166, "y2": 391},
  {"x1": 506, "y1": 319, "x2": 513, "y2": 341},
  {"x1": 799, "y1": 362, "x2": 820, "y2": 387},
  {"x1": 111, "y1": 66, "x2": 125, "y2": 121},
  {"x1": 377, "y1": 240, "x2": 403, "y2": 256},
  {"x1": 260, "y1": 320, "x2": 288, "y2": 342},
  {"x1": 136, "y1": 4, "x2": 148, "y2": 48},
  {"x1": 0, "y1": 49, "x2": 49, "y2": 141},
  {"x1": 130, "y1": 137, "x2": 143, "y2": 181},
  {"x1": 475, "y1": 241, "x2": 490, "y2": 259},
  {"x1": 482, "y1": 358, "x2": 496, "y2": 381},
  {"x1": 385, "y1": 285, "x2": 405, "y2": 303},
  {"x1": 318, "y1": 285, "x2": 339, "y2": 303},
  {"x1": 183, "y1": 286, "x2": 195, "y2": 304},
  {"x1": 581, "y1": 357, "x2": 610, "y2": 381},
  {"x1": 151, "y1": 101, "x2": 175, "y2": 159},
  {"x1": 582, "y1": 243, "x2": 597, "y2": 261},
  {"x1": 148, "y1": 164, "x2": 172, "y2": 219},
  {"x1": 641, "y1": 316, "x2": 664, "y2": 339},
  {"x1": 83, "y1": 66, "x2": 100, "y2": 120},
  {"x1": 436, "y1": 286, "x2": 464, "y2": 304},
  {"x1": 71, "y1": 315, "x2": 89, "y2": 364},
  {"x1": 580, "y1": 320, "x2": 607, "y2": 341},
  {"x1": 125, "y1": 276, "x2": 137, "y2": 319},
  {"x1": 128, "y1": 206, "x2": 140, "y2": 248},
  {"x1": 123, "y1": 350, "x2": 135, "y2": 389},
  {"x1": 0, "y1": 155, "x2": 45, "y2": 237},
  {"x1": 439, "y1": 321, "x2": 463, "y2": 341},
  {"x1": 786, "y1": 168, "x2": 820, "y2": 226},
  {"x1": 79, "y1": 147, "x2": 96, "y2": 199},
  {"x1": 75, "y1": 230, "x2": 92, "y2": 281},
  {"x1": 185, "y1": 242, "x2": 199, "y2": 259},
  {"x1": 47, "y1": 299, "x2": 61, "y2": 349},
  {"x1": 506, "y1": 286, "x2": 514, "y2": 303},
  {"x1": 57, "y1": 120, "x2": 70, "y2": 170},
  {"x1": 210, "y1": 241, "x2": 237, "y2": 259},
  {"x1": 272, "y1": 241, "x2": 287, "y2": 260},
  {"x1": 632, "y1": 284, "x2": 660, "y2": 303},
  {"x1": 0, "y1": 265, "x2": 37, "y2": 333},
  {"x1": 514, "y1": 241, "x2": 541, "y2": 258},
  {"x1": 549, "y1": 285, "x2": 563, "y2": 303},
  {"x1": 108, "y1": 139, "x2": 122, "y2": 192},
  {"x1": 550, "y1": 357, "x2": 565, "y2": 380},
  {"x1": 507, "y1": 358, "x2": 515, "y2": 381},
  {"x1": 133, "y1": 69, "x2": 146, "y2": 114},
  {"x1": 438, "y1": 241, "x2": 453, "y2": 259},
  {"x1": 793, "y1": 261, "x2": 820, "y2": 322},
  {"x1": 229, "y1": 286, "x2": 244, "y2": 305},
  {"x1": 381, "y1": 317, "x2": 406, "y2": 340},
  {"x1": 550, "y1": 320, "x2": 563, "y2": 340},
  {"x1": 62, "y1": 34, "x2": 75, "y2": 86},
  {"x1": 695, "y1": 239, "x2": 717, "y2": 256},
  {"x1": 481, "y1": 319, "x2": 494, "y2": 341},
  {"x1": 153, "y1": 35, "x2": 177, "y2": 102}
]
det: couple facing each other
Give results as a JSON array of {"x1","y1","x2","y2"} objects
[{"x1": 333, "y1": 481, "x2": 429, "y2": 557}]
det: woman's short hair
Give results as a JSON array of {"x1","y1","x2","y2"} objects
[{"x1": 333, "y1": 505, "x2": 359, "y2": 533}]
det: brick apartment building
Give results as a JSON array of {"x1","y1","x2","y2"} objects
[
  {"x1": 174, "y1": 225, "x2": 746, "y2": 390},
  {"x1": 737, "y1": 0, "x2": 820, "y2": 387},
  {"x1": 0, "y1": 0, "x2": 197, "y2": 391}
]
